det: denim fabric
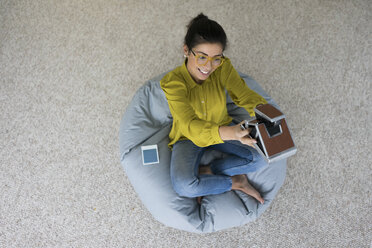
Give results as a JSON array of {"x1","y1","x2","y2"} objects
[{"x1": 170, "y1": 139, "x2": 268, "y2": 198}]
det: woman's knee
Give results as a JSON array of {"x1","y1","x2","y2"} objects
[{"x1": 252, "y1": 155, "x2": 269, "y2": 171}]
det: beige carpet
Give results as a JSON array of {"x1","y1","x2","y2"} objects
[{"x1": 1, "y1": 0, "x2": 371, "y2": 247}]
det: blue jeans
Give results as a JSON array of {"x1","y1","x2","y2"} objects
[{"x1": 170, "y1": 139, "x2": 268, "y2": 198}]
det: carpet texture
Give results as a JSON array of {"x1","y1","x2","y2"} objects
[{"x1": 0, "y1": 0, "x2": 371, "y2": 247}]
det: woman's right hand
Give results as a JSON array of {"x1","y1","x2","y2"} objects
[{"x1": 218, "y1": 121, "x2": 257, "y2": 148}]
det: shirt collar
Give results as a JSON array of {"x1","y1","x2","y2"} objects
[{"x1": 181, "y1": 59, "x2": 198, "y2": 89}]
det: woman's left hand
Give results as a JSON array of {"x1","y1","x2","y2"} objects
[
  {"x1": 235, "y1": 121, "x2": 257, "y2": 148},
  {"x1": 219, "y1": 121, "x2": 257, "y2": 148}
]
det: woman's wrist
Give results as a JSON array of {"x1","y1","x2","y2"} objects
[{"x1": 218, "y1": 125, "x2": 236, "y2": 141}]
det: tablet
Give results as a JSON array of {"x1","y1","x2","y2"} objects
[{"x1": 141, "y1": 145, "x2": 159, "y2": 165}]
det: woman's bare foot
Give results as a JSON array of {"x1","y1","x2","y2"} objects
[{"x1": 231, "y1": 175, "x2": 264, "y2": 204}]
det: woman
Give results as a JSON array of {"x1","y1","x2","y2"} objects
[{"x1": 160, "y1": 13, "x2": 268, "y2": 204}]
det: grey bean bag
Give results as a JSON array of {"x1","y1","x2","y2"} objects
[{"x1": 119, "y1": 71, "x2": 286, "y2": 233}]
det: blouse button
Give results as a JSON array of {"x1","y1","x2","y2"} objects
[{"x1": 201, "y1": 101, "x2": 205, "y2": 104}]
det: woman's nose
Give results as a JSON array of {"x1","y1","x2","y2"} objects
[{"x1": 204, "y1": 60, "x2": 212, "y2": 70}]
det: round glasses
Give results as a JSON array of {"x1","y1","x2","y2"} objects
[{"x1": 190, "y1": 50, "x2": 225, "y2": 68}]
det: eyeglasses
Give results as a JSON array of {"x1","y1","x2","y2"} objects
[{"x1": 190, "y1": 50, "x2": 225, "y2": 68}]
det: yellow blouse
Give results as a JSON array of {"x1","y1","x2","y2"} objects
[{"x1": 160, "y1": 58, "x2": 267, "y2": 148}]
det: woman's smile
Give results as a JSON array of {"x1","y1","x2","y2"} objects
[{"x1": 198, "y1": 68, "x2": 211, "y2": 76}]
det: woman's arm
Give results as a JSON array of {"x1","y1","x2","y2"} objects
[{"x1": 221, "y1": 59, "x2": 267, "y2": 116}]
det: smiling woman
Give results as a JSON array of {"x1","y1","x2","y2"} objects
[
  {"x1": 160, "y1": 13, "x2": 269, "y2": 204},
  {"x1": 119, "y1": 13, "x2": 287, "y2": 232},
  {"x1": 185, "y1": 43, "x2": 224, "y2": 83}
]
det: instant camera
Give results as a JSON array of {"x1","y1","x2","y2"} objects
[{"x1": 242, "y1": 104, "x2": 297, "y2": 163}]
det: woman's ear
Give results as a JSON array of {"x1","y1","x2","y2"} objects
[{"x1": 183, "y1": 45, "x2": 189, "y2": 57}]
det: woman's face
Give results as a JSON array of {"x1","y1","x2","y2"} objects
[{"x1": 184, "y1": 43, "x2": 224, "y2": 84}]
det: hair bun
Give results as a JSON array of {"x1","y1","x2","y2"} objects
[
  {"x1": 194, "y1": 13, "x2": 208, "y2": 21},
  {"x1": 187, "y1": 13, "x2": 208, "y2": 28}
]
